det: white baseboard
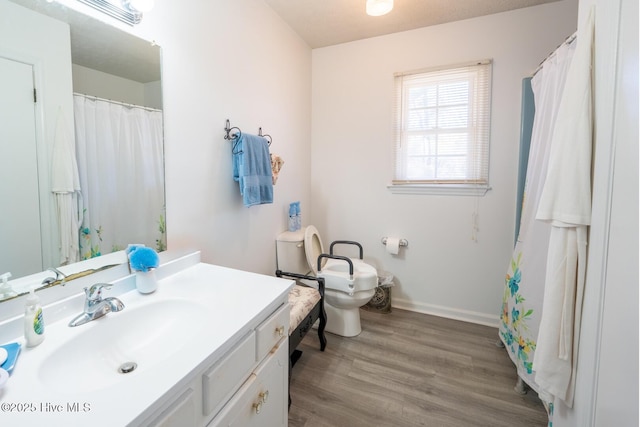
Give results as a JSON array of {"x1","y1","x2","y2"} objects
[{"x1": 391, "y1": 298, "x2": 500, "y2": 328}]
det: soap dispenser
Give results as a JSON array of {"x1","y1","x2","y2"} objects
[
  {"x1": 24, "y1": 287, "x2": 45, "y2": 347},
  {"x1": 0, "y1": 272, "x2": 16, "y2": 299}
]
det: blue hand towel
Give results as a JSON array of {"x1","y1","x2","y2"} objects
[{"x1": 232, "y1": 133, "x2": 273, "y2": 207}]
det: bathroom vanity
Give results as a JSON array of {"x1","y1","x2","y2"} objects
[{"x1": 0, "y1": 252, "x2": 292, "y2": 426}]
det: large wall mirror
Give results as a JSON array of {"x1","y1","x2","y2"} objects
[{"x1": 0, "y1": 0, "x2": 165, "y2": 301}]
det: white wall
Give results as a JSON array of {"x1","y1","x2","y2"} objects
[
  {"x1": 310, "y1": 1, "x2": 578, "y2": 324},
  {"x1": 72, "y1": 63, "x2": 161, "y2": 108},
  {"x1": 144, "y1": 80, "x2": 162, "y2": 110},
  {"x1": 125, "y1": 0, "x2": 313, "y2": 275}
]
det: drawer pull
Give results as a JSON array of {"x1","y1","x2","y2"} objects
[
  {"x1": 252, "y1": 389, "x2": 269, "y2": 414},
  {"x1": 252, "y1": 401, "x2": 262, "y2": 414},
  {"x1": 275, "y1": 326, "x2": 285, "y2": 337}
]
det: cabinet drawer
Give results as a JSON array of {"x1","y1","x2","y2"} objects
[
  {"x1": 255, "y1": 304, "x2": 289, "y2": 361},
  {"x1": 202, "y1": 331, "x2": 256, "y2": 417},
  {"x1": 208, "y1": 339, "x2": 288, "y2": 427}
]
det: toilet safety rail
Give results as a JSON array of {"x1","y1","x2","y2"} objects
[
  {"x1": 329, "y1": 240, "x2": 363, "y2": 260},
  {"x1": 275, "y1": 270, "x2": 325, "y2": 293},
  {"x1": 317, "y1": 254, "x2": 354, "y2": 281}
]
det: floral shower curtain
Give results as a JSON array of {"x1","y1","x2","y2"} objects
[
  {"x1": 73, "y1": 94, "x2": 165, "y2": 260},
  {"x1": 499, "y1": 38, "x2": 575, "y2": 398}
]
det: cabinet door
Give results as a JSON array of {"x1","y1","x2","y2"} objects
[
  {"x1": 202, "y1": 331, "x2": 256, "y2": 417},
  {"x1": 209, "y1": 339, "x2": 288, "y2": 427},
  {"x1": 0, "y1": 57, "x2": 42, "y2": 277}
]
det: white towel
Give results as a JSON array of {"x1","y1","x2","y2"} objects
[
  {"x1": 51, "y1": 107, "x2": 81, "y2": 193},
  {"x1": 51, "y1": 107, "x2": 82, "y2": 265},
  {"x1": 533, "y1": 7, "x2": 594, "y2": 408},
  {"x1": 534, "y1": 226, "x2": 588, "y2": 406},
  {"x1": 536, "y1": 23, "x2": 593, "y2": 226}
]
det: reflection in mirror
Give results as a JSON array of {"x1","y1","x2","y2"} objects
[{"x1": 0, "y1": 0, "x2": 165, "y2": 301}]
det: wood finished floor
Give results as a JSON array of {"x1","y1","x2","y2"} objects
[{"x1": 288, "y1": 308, "x2": 547, "y2": 427}]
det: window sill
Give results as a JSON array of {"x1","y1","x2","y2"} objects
[{"x1": 387, "y1": 183, "x2": 491, "y2": 196}]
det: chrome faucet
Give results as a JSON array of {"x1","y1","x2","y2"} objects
[
  {"x1": 41, "y1": 267, "x2": 67, "y2": 286},
  {"x1": 68, "y1": 283, "x2": 125, "y2": 327}
]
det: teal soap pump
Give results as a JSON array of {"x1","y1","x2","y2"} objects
[{"x1": 24, "y1": 287, "x2": 45, "y2": 347}]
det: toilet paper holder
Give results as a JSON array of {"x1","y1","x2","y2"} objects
[{"x1": 381, "y1": 237, "x2": 408, "y2": 247}]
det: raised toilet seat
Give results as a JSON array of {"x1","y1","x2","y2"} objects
[{"x1": 305, "y1": 226, "x2": 378, "y2": 337}]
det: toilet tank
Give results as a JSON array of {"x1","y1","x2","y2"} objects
[{"x1": 276, "y1": 230, "x2": 309, "y2": 274}]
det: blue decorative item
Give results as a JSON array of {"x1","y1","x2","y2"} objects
[
  {"x1": 128, "y1": 246, "x2": 159, "y2": 273},
  {"x1": 0, "y1": 342, "x2": 21, "y2": 374}
]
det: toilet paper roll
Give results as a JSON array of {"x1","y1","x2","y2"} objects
[{"x1": 385, "y1": 237, "x2": 401, "y2": 255}]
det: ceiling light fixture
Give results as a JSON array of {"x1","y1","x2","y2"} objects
[
  {"x1": 366, "y1": 0, "x2": 393, "y2": 16},
  {"x1": 125, "y1": 0, "x2": 155, "y2": 13},
  {"x1": 76, "y1": 0, "x2": 155, "y2": 25}
]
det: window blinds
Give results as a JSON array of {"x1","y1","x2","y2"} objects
[{"x1": 393, "y1": 60, "x2": 492, "y2": 185}]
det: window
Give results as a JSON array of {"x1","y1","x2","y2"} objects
[{"x1": 391, "y1": 60, "x2": 492, "y2": 195}]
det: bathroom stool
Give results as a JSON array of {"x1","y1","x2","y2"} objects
[{"x1": 275, "y1": 270, "x2": 327, "y2": 408}]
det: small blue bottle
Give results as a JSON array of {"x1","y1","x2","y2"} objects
[{"x1": 288, "y1": 203, "x2": 297, "y2": 232}]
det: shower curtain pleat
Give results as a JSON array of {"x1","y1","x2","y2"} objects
[
  {"x1": 498, "y1": 39, "x2": 576, "y2": 407},
  {"x1": 74, "y1": 95, "x2": 165, "y2": 259}
]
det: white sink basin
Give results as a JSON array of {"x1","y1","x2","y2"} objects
[{"x1": 38, "y1": 299, "x2": 208, "y2": 393}]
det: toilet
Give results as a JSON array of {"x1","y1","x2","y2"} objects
[{"x1": 276, "y1": 226, "x2": 378, "y2": 337}]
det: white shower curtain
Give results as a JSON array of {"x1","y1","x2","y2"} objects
[
  {"x1": 73, "y1": 95, "x2": 165, "y2": 259},
  {"x1": 498, "y1": 37, "x2": 576, "y2": 401}
]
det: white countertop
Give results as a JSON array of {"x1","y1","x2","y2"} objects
[{"x1": 0, "y1": 258, "x2": 292, "y2": 426}]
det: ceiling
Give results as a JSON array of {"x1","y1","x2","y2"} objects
[
  {"x1": 9, "y1": 0, "x2": 562, "y2": 81},
  {"x1": 10, "y1": 0, "x2": 161, "y2": 83},
  {"x1": 264, "y1": 0, "x2": 563, "y2": 49}
]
